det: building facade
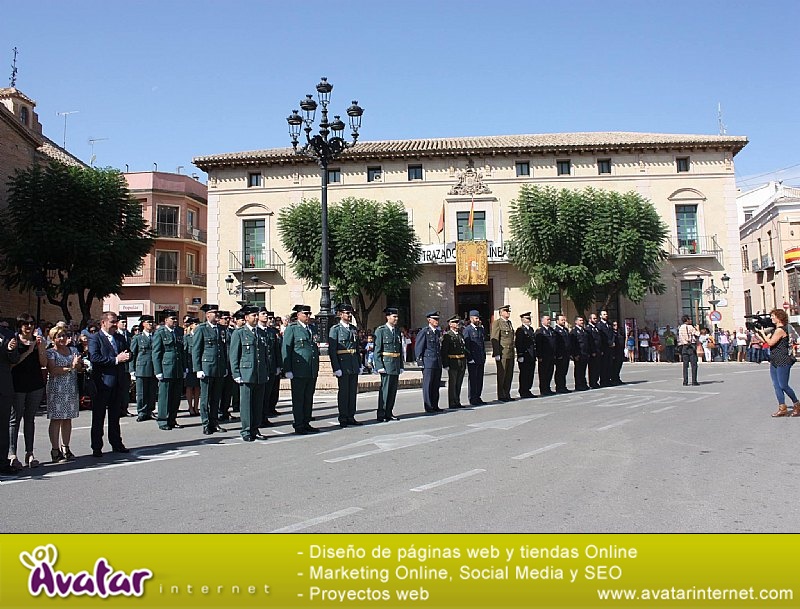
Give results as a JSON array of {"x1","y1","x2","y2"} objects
[
  {"x1": 194, "y1": 132, "x2": 747, "y2": 331},
  {"x1": 739, "y1": 182, "x2": 800, "y2": 320},
  {"x1": 103, "y1": 172, "x2": 208, "y2": 326}
]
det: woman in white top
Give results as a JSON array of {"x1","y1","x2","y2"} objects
[{"x1": 698, "y1": 328, "x2": 712, "y2": 362}]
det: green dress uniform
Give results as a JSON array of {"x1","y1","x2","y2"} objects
[
  {"x1": 329, "y1": 320, "x2": 361, "y2": 425},
  {"x1": 491, "y1": 309, "x2": 516, "y2": 401},
  {"x1": 441, "y1": 326, "x2": 468, "y2": 408},
  {"x1": 191, "y1": 320, "x2": 229, "y2": 434},
  {"x1": 374, "y1": 323, "x2": 404, "y2": 421},
  {"x1": 229, "y1": 323, "x2": 270, "y2": 440},
  {"x1": 261, "y1": 324, "x2": 282, "y2": 423},
  {"x1": 129, "y1": 331, "x2": 157, "y2": 420},
  {"x1": 151, "y1": 325, "x2": 185, "y2": 429},
  {"x1": 282, "y1": 320, "x2": 319, "y2": 432}
]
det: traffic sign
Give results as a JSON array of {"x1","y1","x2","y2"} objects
[{"x1": 708, "y1": 310, "x2": 722, "y2": 323}]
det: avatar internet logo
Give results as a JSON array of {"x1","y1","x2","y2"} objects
[{"x1": 19, "y1": 544, "x2": 153, "y2": 598}]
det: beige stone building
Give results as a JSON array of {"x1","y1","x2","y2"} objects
[
  {"x1": 194, "y1": 132, "x2": 747, "y2": 331},
  {"x1": 739, "y1": 182, "x2": 800, "y2": 321}
]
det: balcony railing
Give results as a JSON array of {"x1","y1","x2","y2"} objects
[
  {"x1": 155, "y1": 268, "x2": 178, "y2": 284},
  {"x1": 752, "y1": 258, "x2": 762, "y2": 272},
  {"x1": 666, "y1": 235, "x2": 723, "y2": 261},
  {"x1": 229, "y1": 250, "x2": 286, "y2": 276},
  {"x1": 155, "y1": 222, "x2": 207, "y2": 244},
  {"x1": 186, "y1": 272, "x2": 207, "y2": 286},
  {"x1": 761, "y1": 254, "x2": 776, "y2": 269},
  {"x1": 123, "y1": 264, "x2": 205, "y2": 286}
]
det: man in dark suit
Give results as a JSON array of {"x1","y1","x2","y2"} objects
[
  {"x1": 415, "y1": 311, "x2": 443, "y2": 413},
  {"x1": 598, "y1": 310, "x2": 616, "y2": 387},
  {"x1": 534, "y1": 315, "x2": 557, "y2": 396},
  {"x1": 152, "y1": 310, "x2": 185, "y2": 430},
  {"x1": 115, "y1": 316, "x2": 133, "y2": 417},
  {"x1": 514, "y1": 312, "x2": 537, "y2": 399},
  {"x1": 570, "y1": 315, "x2": 591, "y2": 391},
  {"x1": 0, "y1": 326, "x2": 22, "y2": 475},
  {"x1": 129, "y1": 314, "x2": 157, "y2": 422},
  {"x1": 88, "y1": 311, "x2": 131, "y2": 457},
  {"x1": 463, "y1": 310, "x2": 487, "y2": 405},
  {"x1": 553, "y1": 314, "x2": 572, "y2": 393},
  {"x1": 586, "y1": 313, "x2": 603, "y2": 389},
  {"x1": 218, "y1": 311, "x2": 239, "y2": 423}
]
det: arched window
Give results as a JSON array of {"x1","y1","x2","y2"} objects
[{"x1": 20, "y1": 106, "x2": 29, "y2": 126}]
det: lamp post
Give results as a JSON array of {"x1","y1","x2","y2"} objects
[
  {"x1": 225, "y1": 273, "x2": 273, "y2": 307},
  {"x1": 697, "y1": 273, "x2": 731, "y2": 330},
  {"x1": 287, "y1": 77, "x2": 363, "y2": 341}
]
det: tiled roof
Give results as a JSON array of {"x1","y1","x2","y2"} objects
[
  {"x1": 38, "y1": 136, "x2": 88, "y2": 169},
  {"x1": 194, "y1": 132, "x2": 748, "y2": 168},
  {"x1": 0, "y1": 87, "x2": 36, "y2": 105}
]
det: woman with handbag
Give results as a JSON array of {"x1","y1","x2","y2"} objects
[
  {"x1": 759, "y1": 309, "x2": 800, "y2": 417},
  {"x1": 45, "y1": 326, "x2": 84, "y2": 462}
]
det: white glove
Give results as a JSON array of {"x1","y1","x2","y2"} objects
[
  {"x1": 284, "y1": 371, "x2": 294, "y2": 380},
  {"x1": 333, "y1": 369, "x2": 342, "y2": 377},
  {"x1": 468, "y1": 360, "x2": 475, "y2": 364},
  {"x1": 196, "y1": 371, "x2": 205, "y2": 379},
  {"x1": 276, "y1": 368, "x2": 282, "y2": 374},
  {"x1": 517, "y1": 357, "x2": 524, "y2": 363},
  {"x1": 377, "y1": 368, "x2": 386, "y2": 374},
  {"x1": 130, "y1": 372, "x2": 136, "y2": 380},
  {"x1": 155, "y1": 373, "x2": 164, "y2": 381},
  {"x1": 398, "y1": 369, "x2": 404, "y2": 375},
  {"x1": 234, "y1": 377, "x2": 243, "y2": 384},
  {"x1": 494, "y1": 355, "x2": 501, "y2": 361},
  {"x1": 184, "y1": 369, "x2": 189, "y2": 375}
]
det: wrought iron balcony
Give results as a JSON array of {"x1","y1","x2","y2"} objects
[
  {"x1": 752, "y1": 258, "x2": 762, "y2": 272},
  {"x1": 666, "y1": 235, "x2": 723, "y2": 260},
  {"x1": 123, "y1": 264, "x2": 206, "y2": 287},
  {"x1": 229, "y1": 250, "x2": 286, "y2": 276},
  {"x1": 155, "y1": 222, "x2": 207, "y2": 243},
  {"x1": 186, "y1": 272, "x2": 207, "y2": 286},
  {"x1": 761, "y1": 254, "x2": 776, "y2": 269}
]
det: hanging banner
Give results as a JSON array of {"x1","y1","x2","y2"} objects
[{"x1": 456, "y1": 240, "x2": 489, "y2": 286}]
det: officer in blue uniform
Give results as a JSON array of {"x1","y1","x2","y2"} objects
[
  {"x1": 463, "y1": 310, "x2": 487, "y2": 405},
  {"x1": 415, "y1": 310, "x2": 443, "y2": 413}
]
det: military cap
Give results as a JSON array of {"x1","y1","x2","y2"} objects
[
  {"x1": 162, "y1": 309, "x2": 179, "y2": 318},
  {"x1": 200, "y1": 303, "x2": 219, "y2": 312},
  {"x1": 338, "y1": 303, "x2": 354, "y2": 313},
  {"x1": 448, "y1": 315, "x2": 460, "y2": 323},
  {"x1": 139, "y1": 314, "x2": 155, "y2": 323},
  {"x1": 258, "y1": 306, "x2": 269, "y2": 313},
  {"x1": 289, "y1": 312, "x2": 298, "y2": 322},
  {"x1": 383, "y1": 307, "x2": 399, "y2": 316},
  {"x1": 266, "y1": 311, "x2": 275, "y2": 317},
  {"x1": 499, "y1": 305, "x2": 511, "y2": 312},
  {"x1": 219, "y1": 310, "x2": 231, "y2": 318},
  {"x1": 426, "y1": 311, "x2": 440, "y2": 320},
  {"x1": 232, "y1": 309, "x2": 246, "y2": 320},
  {"x1": 189, "y1": 317, "x2": 201, "y2": 324},
  {"x1": 520, "y1": 311, "x2": 532, "y2": 320},
  {"x1": 468, "y1": 309, "x2": 481, "y2": 317},
  {"x1": 292, "y1": 304, "x2": 312, "y2": 313},
  {"x1": 241, "y1": 306, "x2": 259, "y2": 316}
]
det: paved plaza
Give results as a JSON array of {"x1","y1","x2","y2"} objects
[{"x1": 2, "y1": 361, "x2": 798, "y2": 533}]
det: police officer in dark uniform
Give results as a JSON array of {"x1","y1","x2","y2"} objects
[
  {"x1": 535, "y1": 315, "x2": 557, "y2": 396},
  {"x1": 570, "y1": 315, "x2": 591, "y2": 391},
  {"x1": 612, "y1": 320, "x2": 626, "y2": 384},
  {"x1": 329, "y1": 303, "x2": 361, "y2": 427},
  {"x1": 415, "y1": 311, "x2": 443, "y2": 413},
  {"x1": 553, "y1": 314, "x2": 571, "y2": 393},
  {"x1": 598, "y1": 310, "x2": 616, "y2": 387},
  {"x1": 192, "y1": 303, "x2": 229, "y2": 435},
  {"x1": 282, "y1": 304, "x2": 320, "y2": 434},
  {"x1": 129, "y1": 314, "x2": 157, "y2": 422},
  {"x1": 218, "y1": 311, "x2": 240, "y2": 423},
  {"x1": 374, "y1": 307, "x2": 404, "y2": 421},
  {"x1": 586, "y1": 313, "x2": 603, "y2": 389},
  {"x1": 514, "y1": 312, "x2": 537, "y2": 399},
  {"x1": 152, "y1": 310, "x2": 185, "y2": 430},
  {"x1": 463, "y1": 310, "x2": 487, "y2": 405},
  {"x1": 229, "y1": 306, "x2": 270, "y2": 441},
  {"x1": 257, "y1": 308, "x2": 282, "y2": 426},
  {"x1": 441, "y1": 315, "x2": 468, "y2": 408}
]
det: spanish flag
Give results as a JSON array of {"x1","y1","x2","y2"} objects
[
  {"x1": 436, "y1": 203, "x2": 445, "y2": 235},
  {"x1": 468, "y1": 197, "x2": 475, "y2": 231}
]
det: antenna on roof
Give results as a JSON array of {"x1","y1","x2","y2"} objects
[
  {"x1": 717, "y1": 102, "x2": 727, "y2": 136},
  {"x1": 88, "y1": 137, "x2": 108, "y2": 166},
  {"x1": 57, "y1": 110, "x2": 79, "y2": 148},
  {"x1": 9, "y1": 46, "x2": 18, "y2": 87}
]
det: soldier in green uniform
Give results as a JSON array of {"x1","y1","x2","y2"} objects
[
  {"x1": 441, "y1": 314, "x2": 468, "y2": 408},
  {"x1": 374, "y1": 307, "x2": 404, "y2": 422},
  {"x1": 229, "y1": 306, "x2": 270, "y2": 442},
  {"x1": 191, "y1": 303, "x2": 229, "y2": 435},
  {"x1": 151, "y1": 310, "x2": 185, "y2": 430},
  {"x1": 129, "y1": 314, "x2": 157, "y2": 422},
  {"x1": 282, "y1": 304, "x2": 320, "y2": 435},
  {"x1": 491, "y1": 304, "x2": 516, "y2": 402},
  {"x1": 257, "y1": 308, "x2": 282, "y2": 426},
  {"x1": 329, "y1": 303, "x2": 362, "y2": 427}
]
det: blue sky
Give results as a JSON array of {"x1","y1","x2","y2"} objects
[{"x1": 3, "y1": 0, "x2": 798, "y2": 189}]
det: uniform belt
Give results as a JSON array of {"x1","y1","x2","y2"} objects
[
  {"x1": 448, "y1": 354, "x2": 466, "y2": 359},
  {"x1": 336, "y1": 349, "x2": 356, "y2": 354},
  {"x1": 382, "y1": 352, "x2": 401, "y2": 357}
]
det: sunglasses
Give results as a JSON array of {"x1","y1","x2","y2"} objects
[{"x1": 21, "y1": 321, "x2": 34, "y2": 326}]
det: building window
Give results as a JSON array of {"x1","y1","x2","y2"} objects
[
  {"x1": 408, "y1": 164, "x2": 423, "y2": 181},
  {"x1": 675, "y1": 205, "x2": 699, "y2": 254},
  {"x1": 327, "y1": 168, "x2": 341, "y2": 183},
  {"x1": 20, "y1": 106, "x2": 28, "y2": 126},
  {"x1": 744, "y1": 290, "x2": 752, "y2": 316},
  {"x1": 186, "y1": 252, "x2": 196, "y2": 275},
  {"x1": 155, "y1": 251, "x2": 178, "y2": 284},
  {"x1": 367, "y1": 166, "x2": 382, "y2": 182},
  {"x1": 242, "y1": 219, "x2": 266, "y2": 268},
  {"x1": 515, "y1": 161, "x2": 530, "y2": 177},
  {"x1": 537, "y1": 291, "x2": 562, "y2": 319},
  {"x1": 676, "y1": 157, "x2": 690, "y2": 173},
  {"x1": 156, "y1": 205, "x2": 179, "y2": 237},
  {"x1": 556, "y1": 159, "x2": 571, "y2": 176},
  {"x1": 247, "y1": 172, "x2": 262, "y2": 187},
  {"x1": 680, "y1": 279, "x2": 704, "y2": 325},
  {"x1": 741, "y1": 245, "x2": 749, "y2": 271},
  {"x1": 597, "y1": 159, "x2": 612, "y2": 175},
  {"x1": 456, "y1": 211, "x2": 486, "y2": 241},
  {"x1": 187, "y1": 209, "x2": 196, "y2": 230}
]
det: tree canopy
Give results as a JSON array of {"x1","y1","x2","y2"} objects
[
  {"x1": 278, "y1": 197, "x2": 422, "y2": 330},
  {"x1": 508, "y1": 185, "x2": 668, "y2": 315},
  {"x1": 0, "y1": 162, "x2": 155, "y2": 326}
]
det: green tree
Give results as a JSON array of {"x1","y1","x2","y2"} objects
[
  {"x1": 278, "y1": 197, "x2": 422, "y2": 330},
  {"x1": 508, "y1": 185, "x2": 668, "y2": 315},
  {"x1": 0, "y1": 162, "x2": 155, "y2": 326}
]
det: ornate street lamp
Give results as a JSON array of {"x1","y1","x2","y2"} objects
[
  {"x1": 697, "y1": 273, "x2": 730, "y2": 330},
  {"x1": 225, "y1": 273, "x2": 273, "y2": 307},
  {"x1": 287, "y1": 77, "x2": 363, "y2": 340}
]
